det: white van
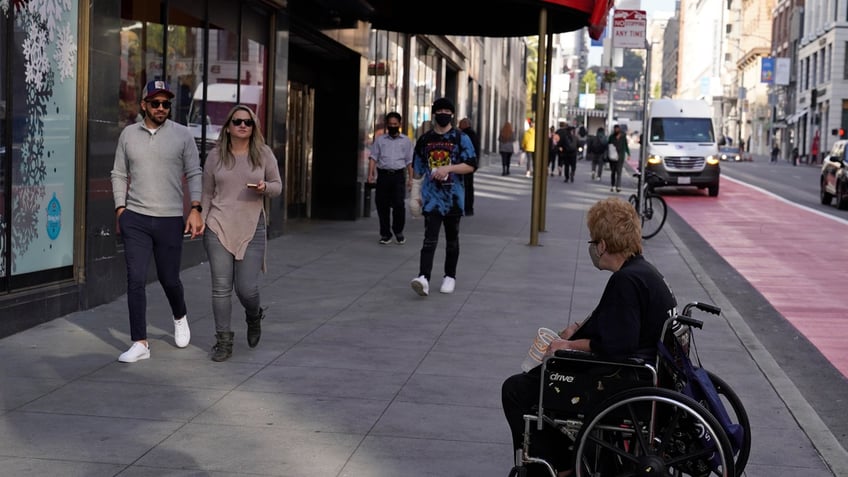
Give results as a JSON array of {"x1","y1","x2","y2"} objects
[
  {"x1": 187, "y1": 83, "x2": 264, "y2": 150},
  {"x1": 645, "y1": 99, "x2": 720, "y2": 197}
]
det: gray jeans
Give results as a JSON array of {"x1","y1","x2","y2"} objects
[{"x1": 203, "y1": 219, "x2": 266, "y2": 332}]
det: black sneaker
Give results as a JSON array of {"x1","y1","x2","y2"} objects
[
  {"x1": 396, "y1": 235, "x2": 406, "y2": 245},
  {"x1": 379, "y1": 237, "x2": 392, "y2": 245}
]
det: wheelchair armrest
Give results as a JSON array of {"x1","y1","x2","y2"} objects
[
  {"x1": 553, "y1": 349, "x2": 595, "y2": 359},
  {"x1": 552, "y1": 350, "x2": 647, "y2": 366}
]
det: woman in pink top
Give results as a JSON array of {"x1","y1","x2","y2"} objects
[{"x1": 201, "y1": 105, "x2": 282, "y2": 361}]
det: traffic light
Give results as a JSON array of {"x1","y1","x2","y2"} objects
[{"x1": 841, "y1": 128, "x2": 846, "y2": 138}]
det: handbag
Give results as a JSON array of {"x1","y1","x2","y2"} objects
[{"x1": 607, "y1": 143, "x2": 619, "y2": 162}]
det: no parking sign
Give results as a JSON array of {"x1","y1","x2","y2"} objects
[{"x1": 612, "y1": 10, "x2": 646, "y2": 49}]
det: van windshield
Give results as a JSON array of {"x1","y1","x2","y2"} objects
[{"x1": 650, "y1": 118, "x2": 715, "y2": 143}]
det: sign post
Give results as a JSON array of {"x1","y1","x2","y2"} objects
[{"x1": 612, "y1": 9, "x2": 648, "y2": 206}]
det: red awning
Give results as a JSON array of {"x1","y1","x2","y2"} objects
[{"x1": 362, "y1": 0, "x2": 612, "y2": 38}]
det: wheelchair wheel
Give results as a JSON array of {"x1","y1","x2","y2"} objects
[
  {"x1": 573, "y1": 387, "x2": 736, "y2": 477},
  {"x1": 706, "y1": 370, "x2": 750, "y2": 476}
]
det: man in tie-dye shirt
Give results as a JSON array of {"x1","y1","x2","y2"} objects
[{"x1": 409, "y1": 97, "x2": 477, "y2": 297}]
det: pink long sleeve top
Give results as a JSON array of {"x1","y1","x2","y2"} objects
[{"x1": 201, "y1": 145, "x2": 282, "y2": 259}]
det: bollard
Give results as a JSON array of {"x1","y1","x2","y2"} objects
[{"x1": 363, "y1": 182, "x2": 376, "y2": 217}]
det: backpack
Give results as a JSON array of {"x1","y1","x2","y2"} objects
[{"x1": 590, "y1": 135, "x2": 607, "y2": 154}]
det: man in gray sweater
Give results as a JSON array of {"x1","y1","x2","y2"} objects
[{"x1": 111, "y1": 80, "x2": 204, "y2": 363}]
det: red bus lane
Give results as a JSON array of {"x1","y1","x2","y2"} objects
[{"x1": 664, "y1": 175, "x2": 848, "y2": 377}]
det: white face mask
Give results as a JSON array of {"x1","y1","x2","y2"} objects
[{"x1": 588, "y1": 242, "x2": 603, "y2": 269}]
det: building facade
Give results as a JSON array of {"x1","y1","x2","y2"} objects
[{"x1": 0, "y1": 1, "x2": 526, "y2": 337}]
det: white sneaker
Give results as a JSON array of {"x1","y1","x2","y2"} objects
[
  {"x1": 440, "y1": 276, "x2": 456, "y2": 294},
  {"x1": 174, "y1": 316, "x2": 191, "y2": 348},
  {"x1": 410, "y1": 276, "x2": 429, "y2": 296},
  {"x1": 118, "y1": 342, "x2": 150, "y2": 363}
]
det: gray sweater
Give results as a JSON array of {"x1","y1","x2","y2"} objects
[{"x1": 111, "y1": 120, "x2": 202, "y2": 217}]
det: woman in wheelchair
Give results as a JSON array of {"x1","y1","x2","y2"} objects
[{"x1": 502, "y1": 197, "x2": 677, "y2": 477}]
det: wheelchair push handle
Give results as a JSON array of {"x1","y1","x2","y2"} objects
[
  {"x1": 682, "y1": 301, "x2": 721, "y2": 317},
  {"x1": 676, "y1": 301, "x2": 722, "y2": 329}
]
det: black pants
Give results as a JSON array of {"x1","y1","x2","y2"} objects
[
  {"x1": 118, "y1": 210, "x2": 187, "y2": 342},
  {"x1": 609, "y1": 158, "x2": 624, "y2": 189},
  {"x1": 590, "y1": 153, "x2": 604, "y2": 178},
  {"x1": 549, "y1": 151, "x2": 558, "y2": 174},
  {"x1": 376, "y1": 169, "x2": 406, "y2": 239},
  {"x1": 501, "y1": 152, "x2": 513, "y2": 174},
  {"x1": 418, "y1": 212, "x2": 460, "y2": 280},
  {"x1": 562, "y1": 154, "x2": 577, "y2": 181},
  {"x1": 502, "y1": 366, "x2": 573, "y2": 475}
]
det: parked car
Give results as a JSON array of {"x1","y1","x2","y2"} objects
[
  {"x1": 718, "y1": 146, "x2": 746, "y2": 162},
  {"x1": 820, "y1": 139, "x2": 848, "y2": 209}
]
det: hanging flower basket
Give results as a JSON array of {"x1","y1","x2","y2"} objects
[{"x1": 602, "y1": 69, "x2": 617, "y2": 84}]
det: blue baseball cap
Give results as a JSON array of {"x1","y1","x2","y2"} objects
[{"x1": 143, "y1": 80, "x2": 174, "y2": 101}]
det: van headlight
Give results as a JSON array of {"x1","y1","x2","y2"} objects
[
  {"x1": 647, "y1": 155, "x2": 663, "y2": 165},
  {"x1": 706, "y1": 155, "x2": 720, "y2": 165}
]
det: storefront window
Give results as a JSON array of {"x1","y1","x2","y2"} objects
[
  {"x1": 412, "y1": 40, "x2": 438, "y2": 139},
  {"x1": 365, "y1": 31, "x2": 406, "y2": 142},
  {"x1": 3, "y1": 2, "x2": 78, "y2": 280}
]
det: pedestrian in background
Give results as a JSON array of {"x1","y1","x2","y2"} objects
[
  {"x1": 558, "y1": 125, "x2": 578, "y2": 183},
  {"x1": 409, "y1": 98, "x2": 477, "y2": 296},
  {"x1": 553, "y1": 121, "x2": 570, "y2": 177},
  {"x1": 522, "y1": 119, "x2": 536, "y2": 178},
  {"x1": 498, "y1": 121, "x2": 516, "y2": 176},
  {"x1": 770, "y1": 144, "x2": 780, "y2": 164},
  {"x1": 201, "y1": 105, "x2": 282, "y2": 362},
  {"x1": 608, "y1": 124, "x2": 629, "y2": 192},
  {"x1": 368, "y1": 112, "x2": 414, "y2": 244},
  {"x1": 588, "y1": 127, "x2": 607, "y2": 181},
  {"x1": 811, "y1": 131, "x2": 820, "y2": 165},
  {"x1": 111, "y1": 80, "x2": 203, "y2": 363},
  {"x1": 459, "y1": 117, "x2": 481, "y2": 216},
  {"x1": 549, "y1": 126, "x2": 560, "y2": 176}
]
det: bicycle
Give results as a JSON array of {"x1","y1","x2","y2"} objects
[{"x1": 628, "y1": 169, "x2": 667, "y2": 239}]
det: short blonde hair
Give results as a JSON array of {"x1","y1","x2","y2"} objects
[{"x1": 587, "y1": 197, "x2": 642, "y2": 257}]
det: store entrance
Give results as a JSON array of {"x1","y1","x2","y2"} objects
[{"x1": 285, "y1": 81, "x2": 315, "y2": 219}]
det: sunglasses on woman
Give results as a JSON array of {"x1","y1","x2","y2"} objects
[{"x1": 231, "y1": 118, "x2": 255, "y2": 127}]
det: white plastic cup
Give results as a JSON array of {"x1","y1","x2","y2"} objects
[{"x1": 521, "y1": 327, "x2": 560, "y2": 372}]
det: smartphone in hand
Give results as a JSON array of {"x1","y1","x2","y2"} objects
[{"x1": 247, "y1": 183, "x2": 258, "y2": 189}]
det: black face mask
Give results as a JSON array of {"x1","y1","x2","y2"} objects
[
  {"x1": 434, "y1": 113, "x2": 452, "y2": 127},
  {"x1": 387, "y1": 126, "x2": 400, "y2": 136}
]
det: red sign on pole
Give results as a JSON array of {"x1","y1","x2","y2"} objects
[{"x1": 612, "y1": 9, "x2": 647, "y2": 49}]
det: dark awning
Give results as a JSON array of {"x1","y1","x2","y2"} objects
[{"x1": 312, "y1": 0, "x2": 612, "y2": 38}]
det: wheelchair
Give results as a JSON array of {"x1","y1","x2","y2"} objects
[{"x1": 508, "y1": 302, "x2": 751, "y2": 477}]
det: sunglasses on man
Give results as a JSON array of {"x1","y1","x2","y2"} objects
[{"x1": 146, "y1": 100, "x2": 172, "y2": 109}]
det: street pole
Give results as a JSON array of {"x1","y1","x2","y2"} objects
[
  {"x1": 530, "y1": 8, "x2": 547, "y2": 245},
  {"x1": 583, "y1": 81, "x2": 588, "y2": 161},
  {"x1": 637, "y1": 41, "x2": 652, "y2": 208}
]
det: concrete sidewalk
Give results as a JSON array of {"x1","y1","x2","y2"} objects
[{"x1": 0, "y1": 155, "x2": 837, "y2": 476}]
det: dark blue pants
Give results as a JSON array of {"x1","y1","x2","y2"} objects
[
  {"x1": 118, "y1": 210, "x2": 187, "y2": 341},
  {"x1": 376, "y1": 169, "x2": 406, "y2": 239},
  {"x1": 418, "y1": 213, "x2": 460, "y2": 281}
]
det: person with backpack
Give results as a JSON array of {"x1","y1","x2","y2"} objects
[
  {"x1": 557, "y1": 125, "x2": 578, "y2": 182},
  {"x1": 588, "y1": 127, "x2": 607, "y2": 181}
]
